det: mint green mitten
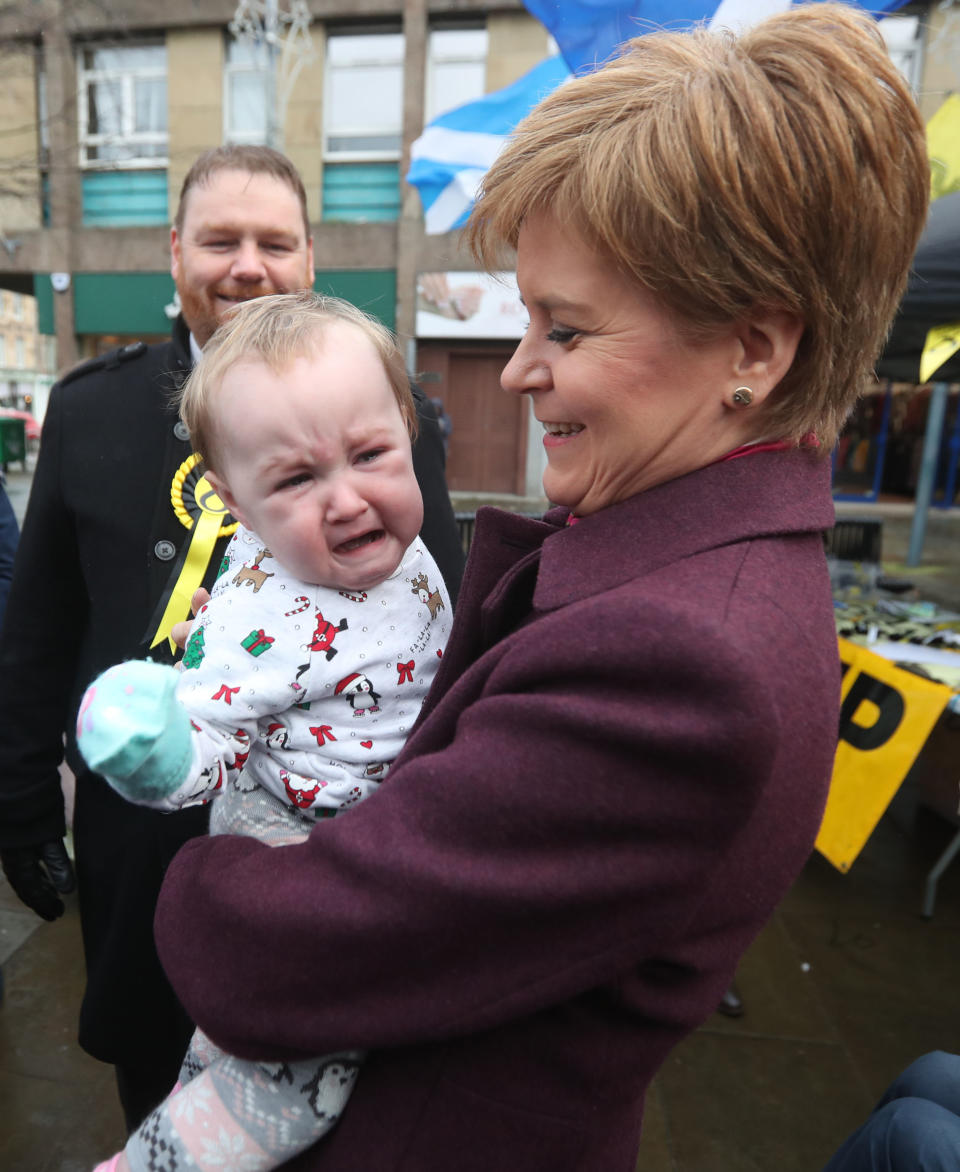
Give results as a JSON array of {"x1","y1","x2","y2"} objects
[{"x1": 76, "y1": 661, "x2": 194, "y2": 803}]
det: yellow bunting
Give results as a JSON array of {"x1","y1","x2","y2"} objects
[
  {"x1": 928, "y1": 92, "x2": 960, "y2": 202},
  {"x1": 815, "y1": 638, "x2": 952, "y2": 872},
  {"x1": 149, "y1": 454, "x2": 238, "y2": 651},
  {"x1": 919, "y1": 322, "x2": 960, "y2": 385}
]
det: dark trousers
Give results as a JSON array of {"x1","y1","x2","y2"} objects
[
  {"x1": 824, "y1": 1051, "x2": 960, "y2": 1172},
  {"x1": 115, "y1": 1047, "x2": 188, "y2": 1134}
]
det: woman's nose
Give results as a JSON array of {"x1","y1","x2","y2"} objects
[{"x1": 501, "y1": 336, "x2": 549, "y2": 396}]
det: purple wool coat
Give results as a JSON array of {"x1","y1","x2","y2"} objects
[{"x1": 156, "y1": 448, "x2": 839, "y2": 1172}]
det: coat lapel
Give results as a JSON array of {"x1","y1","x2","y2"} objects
[
  {"x1": 423, "y1": 449, "x2": 833, "y2": 719},
  {"x1": 420, "y1": 509, "x2": 556, "y2": 719},
  {"x1": 534, "y1": 449, "x2": 834, "y2": 611}
]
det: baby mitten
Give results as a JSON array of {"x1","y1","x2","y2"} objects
[{"x1": 76, "y1": 661, "x2": 194, "y2": 803}]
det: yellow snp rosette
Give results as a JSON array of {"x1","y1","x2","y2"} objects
[{"x1": 148, "y1": 454, "x2": 238, "y2": 652}]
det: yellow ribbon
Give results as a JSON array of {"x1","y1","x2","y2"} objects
[{"x1": 149, "y1": 454, "x2": 238, "y2": 651}]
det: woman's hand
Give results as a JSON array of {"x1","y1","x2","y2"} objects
[{"x1": 172, "y1": 588, "x2": 210, "y2": 652}]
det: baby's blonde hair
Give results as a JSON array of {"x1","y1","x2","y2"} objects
[{"x1": 180, "y1": 291, "x2": 416, "y2": 474}]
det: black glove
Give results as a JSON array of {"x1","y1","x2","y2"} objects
[{"x1": 0, "y1": 840, "x2": 76, "y2": 922}]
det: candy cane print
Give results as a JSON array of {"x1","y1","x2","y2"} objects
[{"x1": 285, "y1": 596, "x2": 310, "y2": 616}]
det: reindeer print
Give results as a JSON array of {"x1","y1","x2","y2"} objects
[
  {"x1": 410, "y1": 572, "x2": 445, "y2": 620},
  {"x1": 233, "y1": 548, "x2": 275, "y2": 592}
]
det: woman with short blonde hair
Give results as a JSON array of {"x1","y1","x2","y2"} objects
[{"x1": 156, "y1": 9, "x2": 929, "y2": 1169}]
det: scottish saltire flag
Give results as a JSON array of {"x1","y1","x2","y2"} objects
[
  {"x1": 407, "y1": 0, "x2": 910, "y2": 233},
  {"x1": 524, "y1": 0, "x2": 911, "y2": 75},
  {"x1": 407, "y1": 55, "x2": 571, "y2": 235}
]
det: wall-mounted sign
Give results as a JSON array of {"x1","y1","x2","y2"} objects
[{"x1": 416, "y1": 271, "x2": 525, "y2": 339}]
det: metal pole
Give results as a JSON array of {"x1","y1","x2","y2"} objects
[
  {"x1": 396, "y1": 0, "x2": 427, "y2": 362},
  {"x1": 265, "y1": 0, "x2": 280, "y2": 149},
  {"x1": 869, "y1": 382, "x2": 892, "y2": 501},
  {"x1": 906, "y1": 381, "x2": 949, "y2": 566}
]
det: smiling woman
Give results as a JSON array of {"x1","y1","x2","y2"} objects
[
  {"x1": 151, "y1": 8, "x2": 930, "y2": 1172},
  {"x1": 501, "y1": 215, "x2": 801, "y2": 513}
]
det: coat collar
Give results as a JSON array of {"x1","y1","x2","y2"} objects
[
  {"x1": 477, "y1": 449, "x2": 834, "y2": 613},
  {"x1": 170, "y1": 314, "x2": 193, "y2": 370}
]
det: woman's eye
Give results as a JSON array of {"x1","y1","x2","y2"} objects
[{"x1": 546, "y1": 326, "x2": 579, "y2": 344}]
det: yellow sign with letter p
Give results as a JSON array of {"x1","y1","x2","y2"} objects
[{"x1": 815, "y1": 639, "x2": 952, "y2": 872}]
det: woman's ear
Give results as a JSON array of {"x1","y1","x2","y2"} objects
[
  {"x1": 729, "y1": 311, "x2": 804, "y2": 407},
  {"x1": 204, "y1": 468, "x2": 248, "y2": 530}
]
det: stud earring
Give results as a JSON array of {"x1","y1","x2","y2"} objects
[{"x1": 732, "y1": 386, "x2": 754, "y2": 407}]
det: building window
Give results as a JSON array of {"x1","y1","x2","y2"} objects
[
  {"x1": 426, "y1": 27, "x2": 487, "y2": 121},
  {"x1": 15, "y1": 338, "x2": 24, "y2": 368},
  {"x1": 81, "y1": 169, "x2": 169, "y2": 227},
  {"x1": 225, "y1": 36, "x2": 271, "y2": 145},
  {"x1": 78, "y1": 41, "x2": 168, "y2": 167},
  {"x1": 12, "y1": 294, "x2": 23, "y2": 321},
  {"x1": 322, "y1": 31, "x2": 403, "y2": 222},
  {"x1": 324, "y1": 32, "x2": 403, "y2": 159},
  {"x1": 0, "y1": 338, "x2": 6, "y2": 367}
]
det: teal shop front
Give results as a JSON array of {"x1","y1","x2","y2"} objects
[{"x1": 35, "y1": 271, "x2": 398, "y2": 339}]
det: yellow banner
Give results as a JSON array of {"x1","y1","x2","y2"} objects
[
  {"x1": 816, "y1": 639, "x2": 952, "y2": 872},
  {"x1": 920, "y1": 322, "x2": 960, "y2": 385},
  {"x1": 928, "y1": 92, "x2": 960, "y2": 202}
]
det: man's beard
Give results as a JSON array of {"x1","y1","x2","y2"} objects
[{"x1": 176, "y1": 281, "x2": 292, "y2": 348}]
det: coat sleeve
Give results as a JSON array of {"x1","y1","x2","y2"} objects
[
  {"x1": 0, "y1": 485, "x2": 20, "y2": 623},
  {"x1": 0, "y1": 385, "x2": 81, "y2": 848},
  {"x1": 155, "y1": 599, "x2": 780, "y2": 1062}
]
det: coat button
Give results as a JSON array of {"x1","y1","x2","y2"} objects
[
  {"x1": 173, "y1": 421, "x2": 190, "y2": 442},
  {"x1": 155, "y1": 540, "x2": 176, "y2": 561}
]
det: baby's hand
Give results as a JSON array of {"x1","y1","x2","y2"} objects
[
  {"x1": 172, "y1": 587, "x2": 211, "y2": 659},
  {"x1": 77, "y1": 661, "x2": 193, "y2": 803}
]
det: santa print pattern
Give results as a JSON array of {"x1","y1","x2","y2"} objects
[{"x1": 168, "y1": 525, "x2": 452, "y2": 825}]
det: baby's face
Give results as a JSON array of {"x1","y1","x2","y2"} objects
[{"x1": 207, "y1": 322, "x2": 423, "y2": 591}]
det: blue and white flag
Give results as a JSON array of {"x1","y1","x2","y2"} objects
[
  {"x1": 407, "y1": 0, "x2": 910, "y2": 233},
  {"x1": 406, "y1": 55, "x2": 570, "y2": 235},
  {"x1": 523, "y1": 0, "x2": 911, "y2": 75}
]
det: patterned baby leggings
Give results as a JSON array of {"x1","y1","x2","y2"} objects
[
  {"x1": 96, "y1": 1028, "x2": 363, "y2": 1172},
  {"x1": 94, "y1": 784, "x2": 364, "y2": 1172}
]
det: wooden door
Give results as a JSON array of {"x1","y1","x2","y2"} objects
[{"x1": 417, "y1": 344, "x2": 525, "y2": 494}]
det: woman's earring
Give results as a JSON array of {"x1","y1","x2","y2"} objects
[{"x1": 732, "y1": 386, "x2": 754, "y2": 407}]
